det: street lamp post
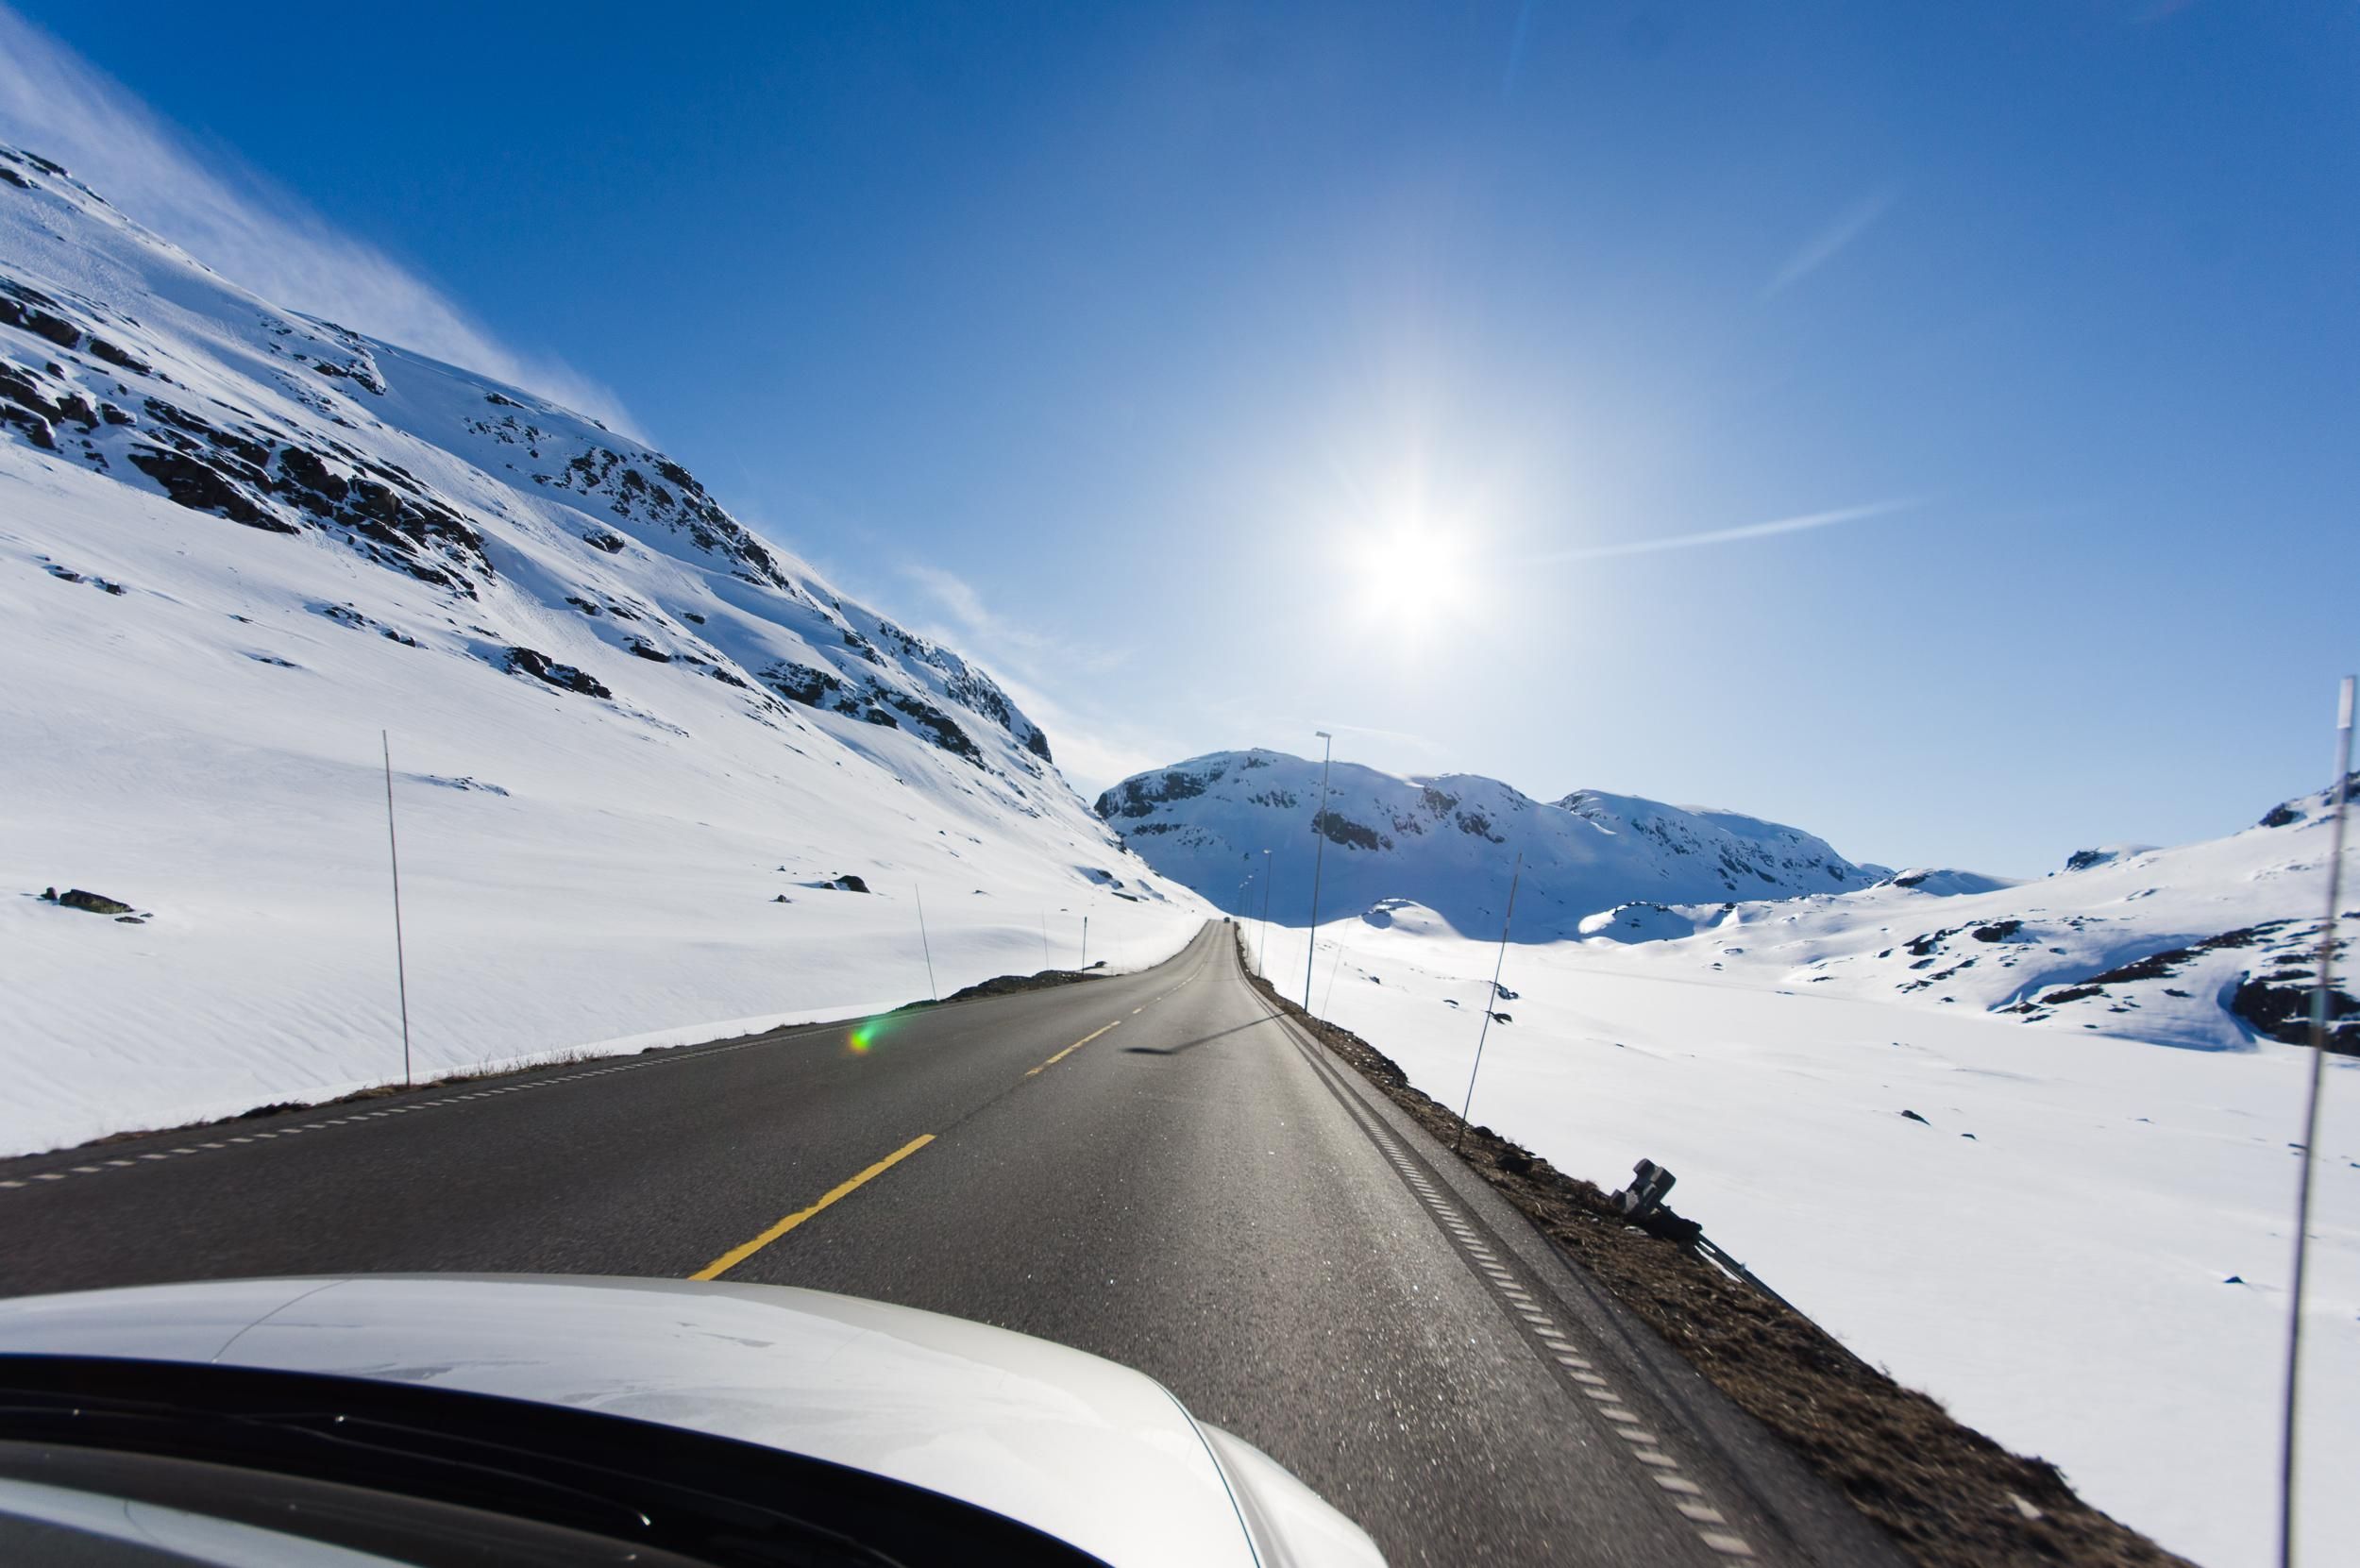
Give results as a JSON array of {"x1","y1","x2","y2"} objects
[{"x1": 1303, "y1": 731, "x2": 1334, "y2": 1014}]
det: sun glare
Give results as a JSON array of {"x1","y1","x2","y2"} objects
[{"x1": 1350, "y1": 517, "x2": 1475, "y2": 638}]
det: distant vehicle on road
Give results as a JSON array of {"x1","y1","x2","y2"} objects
[{"x1": 0, "y1": 1274, "x2": 1385, "y2": 1567}]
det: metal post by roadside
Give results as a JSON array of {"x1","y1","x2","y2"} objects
[
  {"x1": 1455, "y1": 851, "x2": 1523, "y2": 1155},
  {"x1": 914, "y1": 884, "x2": 938, "y2": 1001},
  {"x1": 381, "y1": 731, "x2": 413, "y2": 1087},
  {"x1": 2279, "y1": 673, "x2": 2354, "y2": 1568},
  {"x1": 1303, "y1": 731, "x2": 1333, "y2": 1014},
  {"x1": 1258, "y1": 848, "x2": 1273, "y2": 976}
]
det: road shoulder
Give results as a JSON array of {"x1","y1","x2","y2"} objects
[{"x1": 1229, "y1": 928, "x2": 2187, "y2": 1568}]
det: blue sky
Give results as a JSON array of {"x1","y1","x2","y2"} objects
[{"x1": 5, "y1": 1, "x2": 2354, "y2": 874}]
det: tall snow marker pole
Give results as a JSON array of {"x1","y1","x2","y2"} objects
[
  {"x1": 914, "y1": 884, "x2": 938, "y2": 1001},
  {"x1": 1082, "y1": 915, "x2": 1089, "y2": 969},
  {"x1": 1304, "y1": 731, "x2": 1334, "y2": 1013},
  {"x1": 2280, "y1": 673, "x2": 2354, "y2": 1568},
  {"x1": 1258, "y1": 849, "x2": 1273, "y2": 977},
  {"x1": 1456, "y1": 852, "x2": 1524, "y2": 1155},
  {"x1": 1040, "y1": 912, "x2": 1052, "y2": 971},
  {"x1": 1322, "y1": 940, "x2": 1348, "y2": 1018},
  {"x1": 380, "y1": 731, "x2": 413, "y2": 1087}
]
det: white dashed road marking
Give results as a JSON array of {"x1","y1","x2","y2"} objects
[
  {"x1": 0, "y1": 953, "x2": 1223, "y2": 1199},
  {"x1": 0, "y1": 1011, "x2": 870, "y2": 1194},
  {"x1": 1252, "y1": 946, "x2": 1763, "y2": 1560},
  {"x1": 1348, "y1": 1107, "x2": 1759, "y2": 1562}
]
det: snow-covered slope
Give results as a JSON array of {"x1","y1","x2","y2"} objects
[
  {"x1": 1098, "y1": 749, "x2": 1882, "y2": 935},
  {"x1": 1248, "y1": 773, "x2": 2358, "y2": 1567},
  {"x1": 1867, "y1": 866, "x2": 2022, "y2": 897},
  {"x1": 1579, "y1": 774, "x2": 2359, "y2": 1054},
  {"x1": 0, "y1": 143, "x2": 1205, "y2": 1155}
]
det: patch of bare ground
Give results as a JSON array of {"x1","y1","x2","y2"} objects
[
  {"x1": 915, "y1": 967, "x2": 1105, "y2": 1008},
  {"x1": 1237, "y1": 932, "x2": 2191, "y2": 1568}
]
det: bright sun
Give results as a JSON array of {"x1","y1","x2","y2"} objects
[{"x1": 1350, "y1": 518, "x2": 1475, "y2": 637}]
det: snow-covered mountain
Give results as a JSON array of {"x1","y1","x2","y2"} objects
[
  {"x1": 0, "y1": 143, "x2": 1058, "y2": 783},
  {"x1": 0, "y1": 143, "x2": 1202, "y2": 1155},
  {"x1": 1579, "y1": 772, "x2": 2358, "y2": 1053},
  {"x1": 1096, "y1": 749, "x2": 1884, "y2": 935}
]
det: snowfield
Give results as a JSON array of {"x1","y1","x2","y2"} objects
[
  {"x1": 1247, "y1": 780, "x2": 2358, "y2": 1568},
  {"x1": 0, "y1": 144, "x2": 1205, "y2": 1155},
  {"x1": 0, "y1": 441, "x2": 1202, "y2": 1158}
]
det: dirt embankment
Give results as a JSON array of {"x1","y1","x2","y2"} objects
[
  {"x1": 1235, "y1": 930, "x2": 2192, "y2": 1568},
  {"x1": 921, "y1": 968, "x2": 1104, "y2": 1007}
]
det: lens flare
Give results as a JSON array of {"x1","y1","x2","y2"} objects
[{"x1": 848, "y1": 1023, "x2": 877, "y2": 1054}]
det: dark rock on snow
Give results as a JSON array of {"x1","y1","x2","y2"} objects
[
  {"x1": 501, "y1": 647, "x2": 611, "y2": 700},
  {"x1": 46, "y1": 886, "x2": 134, "y2": 915}
]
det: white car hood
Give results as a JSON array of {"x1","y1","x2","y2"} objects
[{"x1": 0, "y1": 1274, "x2": 1380, "y2": 1568}]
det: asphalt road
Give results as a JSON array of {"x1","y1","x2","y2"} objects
[{"x1": 0, "y1": 921, "x2": 1902, "y2": 1568}]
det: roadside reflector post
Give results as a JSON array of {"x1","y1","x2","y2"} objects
[
  {"x1": 381, "y1": 730, "x2": 413, "y2": 1087},
  {"x1": 1304, "y1": 731, "x2": 1334, "y2": 1012},
  {"x1": 2279, "y1": 672, "x2": 2355, "y2": 1568},
  {"x1": 914, "y1": 884, "x2": 938, "y2": 1001},
  {"x1": 1453, "y1": 851, "x2": 1524, "y2": 1154}
]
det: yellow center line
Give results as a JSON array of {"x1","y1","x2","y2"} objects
[
  {"x1": 1026, "y1": 1020, "x2": 1120, "y2": 1076},
  {"x1": 689, "y1": 1134, "x2": 936, "y2": 1281}
]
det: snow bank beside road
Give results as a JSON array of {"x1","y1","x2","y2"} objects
[
  {"x1": 0, "y1": 456, "x2": 1203, "y2": 1157},
  {"x1": 1253, "y1": 916, "x2": 2359, "y2": 1568},
  {"x1": 0, "y1": 144, "x2": 1210, "y2": 1160}
]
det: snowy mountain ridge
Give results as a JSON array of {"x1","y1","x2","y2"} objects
[
  {"x1": 0, "y1": 143, "x2": 1054, "y2": 787},
  {"x1": 0, "y1": 143, "x2": 1203, "y2": 1155},
  {"x1": 1576, "y1": 771, "x2": 2358, "y2": 1053},
  {"x1": 1097, "y1": 749, "x2": 1885, "y2": 935}
]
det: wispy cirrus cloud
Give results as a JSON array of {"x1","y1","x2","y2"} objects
[
  {"x1": 0, "y1": 5, "x2": 635, "y2": 433},
  {"x1": 1308, "y1": 719, "x2": 1441, "y2": 754},
  {"x1": 903, "y1": 565, "x2": 1062, "y2": 667},
  {"x1": 900, "y1": 563, "x2": 1163, "y2": 797},
  {"x1": 1763, "y1": 187, "x2": 1900, "y2": 297},
  {"x1": 1529, "y1": 498, "x2": 1921, "y2": 565}
]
